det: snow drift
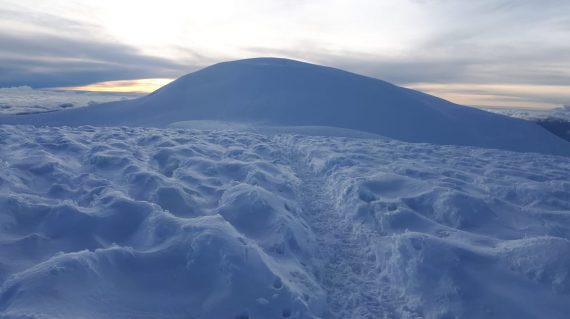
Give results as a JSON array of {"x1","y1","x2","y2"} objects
[
  {"x1": 1, "y1": 125, "x2": 569, "y2": 318},
  {"x1": 0, "y1": 58, "x2": 568, "y2": 156}
]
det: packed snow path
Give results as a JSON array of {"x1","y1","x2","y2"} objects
[
  {"x1": 283, "y1": 135, "x2": 424, "y2": 319},
  {"x1": 291, "y1": 148, "x2": 389, "y2": 318}
]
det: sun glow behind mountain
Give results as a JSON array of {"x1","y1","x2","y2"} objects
[
  {"x1": 55, "y1": 77, "x2": 569, "y2": 110},
  {"x1": 59, "y1": 78, "x2": 174, "y2": 93}
]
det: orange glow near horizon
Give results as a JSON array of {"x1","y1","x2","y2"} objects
[
  {"x1": 56, "y1": 78, "x2": 568, "y2": 110},
  {"x1": 406, "y1": 83, "x2": 569, "y2": 109},
  {"x1": 57, "y1": 78, "x2": 174, "y2": 93}
]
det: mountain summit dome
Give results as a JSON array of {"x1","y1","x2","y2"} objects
[{"x1": 1, "y1": 57, "x2": 568, "y2": 155}]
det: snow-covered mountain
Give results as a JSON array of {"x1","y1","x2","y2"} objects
[
  {"x1": 2, "y1": 58, "x2": 570, "y2": 319},
  {"x1": 1, "y1": 58, "x2": 568, "y2": 156}
]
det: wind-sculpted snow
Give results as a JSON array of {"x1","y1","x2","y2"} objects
[
  {"x1": 1, "y1": 125, "x2": 569, "y2": 318},
  {"x1": 287, "y1": 135, "x2": 570, "y2": 318},
  {"x1": 0, "y1": 125, "x2": 325, "y2": 319}
]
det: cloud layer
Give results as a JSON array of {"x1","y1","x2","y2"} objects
[
  {"x1": 0, "y1": 86, "x2": 141, "y2": 114},
  {"x1": 1, "y1": 0, "x2": 569, "y2": 108}
]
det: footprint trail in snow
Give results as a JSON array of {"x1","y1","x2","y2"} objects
[{"x1": 289, "y1": 142, "x2": 408, "y2": 319}]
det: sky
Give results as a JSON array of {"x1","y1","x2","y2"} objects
[{"x1": 1, "y1": 0, "x2": 569, "y2": 109}]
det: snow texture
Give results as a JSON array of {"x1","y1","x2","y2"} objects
[
  {"x1": 1, "y1": 124, "x2": 569, "y2": 319},
  {"x1": 1, "y1": 58, "x2": 568, "y2": 156}
]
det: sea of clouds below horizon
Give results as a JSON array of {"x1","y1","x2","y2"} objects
[{"x1": 0, "y1": 86, "x2": 142, "y2": 115}]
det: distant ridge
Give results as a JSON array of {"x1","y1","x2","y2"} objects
[{"x1": 1, "y1": 57, "x2": 568, "y2": 155}]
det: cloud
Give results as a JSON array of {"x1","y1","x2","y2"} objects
[
  {"x1": 0, "y1": 6, "x2": 214, "y2": 88},
  {"x1": 481, "y1": 105, "x2": 570, "y2": 122},
  {"x1": 0, "y1": 86, "x2": 142, "y2": 115},
  {"x1": 0, "y1": 32, "x2": 195, "y2": 88},
  {"x1": 1, "y1": 0, "x2": 569, "y2": 109},
  {"x1": 406, "y1": 83, "x2": 570, "y2": 109},
  {"x1": 62, "y1": 78, "x2": 174, "y2": 93}
]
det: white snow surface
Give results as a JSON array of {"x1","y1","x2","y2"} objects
[
  {"x1": 1, "y1": 58, "x2": 568, "y2": 156},
  {"x1": 0, "y1": 86, "x2": 141, "y2": 115},
  {"x1": 1, "y1": 124, "x2": 570, "y2": 319}
]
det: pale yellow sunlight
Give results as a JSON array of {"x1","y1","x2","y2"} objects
[
  {"x1": 58, "y1": 78, "x2": 174, "y2": 93},
  {"x1": 406, "y1": 83, "x2": 570, "y2": 109}
]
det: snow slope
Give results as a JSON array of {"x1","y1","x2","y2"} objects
[
  {"x1": 1, "y1": 124, "x2": 570, "y2": 319},
  {"x1": 0, "y1": 58, "x2": 568, "y2": 156}
]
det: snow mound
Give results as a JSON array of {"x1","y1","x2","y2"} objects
[
  {"x1": 1, "y1": 125, "x2": 570, "y2": 318},
  {"x1": 0, "y1": 126, "x2": 325, "y2": 319},
  {"x1": 0, "y1": 58, "x2": 568, "y2": 156}
]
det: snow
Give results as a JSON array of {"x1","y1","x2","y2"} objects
[
  {"x1": 1, "y1": 124, "x2": 570, "y2": 319},
  {"x1": 1, "y1": 58, "x2": 568, "y2": 156},
  {"x1": 0, "y1": 86, "x2": 142, "y2": 115},
  {"x1": 0, "y1": 57, "x2": 569, "y2": 318}
]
